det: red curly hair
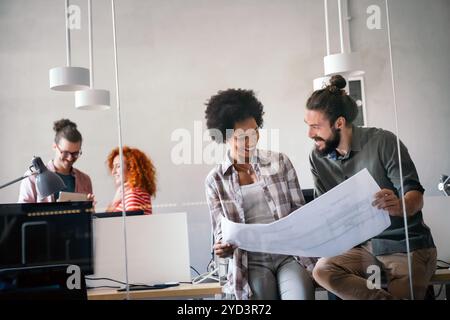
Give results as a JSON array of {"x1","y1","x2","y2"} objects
[{"x1": 107, "y1": 146, "x2": 157, "y2": 197}]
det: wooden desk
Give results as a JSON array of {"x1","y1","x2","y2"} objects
[
  {"x1": 430, "y1": 269, "x2": 450, "y2": 284},
  {"x1": 430, "y1": 269, "x2": 450, "y2": 299},
  {"x1": 88, "y1": 282, "x2": 222, "y2": 300}
]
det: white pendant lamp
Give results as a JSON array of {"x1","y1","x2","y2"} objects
[
  {"x1": 323, "y1": 0, "x2": 364, "y2": 76},
  {"x1": 75, "y1": 0, "x2": 110, "y2": 110},
  {"x1": 313, "y1": 0, "x2": 364, "y2": 89},
  {"x1": 50, "y1": 0, "x2": 90, "y2": 91},
  {"x1": 313, "y1": 76, "x2": 332, "y2": 91},
  {"x1": 75, "y1": 88, "x2": 110, "y2": 110},
  {"x1": 324, "y1": 52, "x2": 364, "y2": 76}
]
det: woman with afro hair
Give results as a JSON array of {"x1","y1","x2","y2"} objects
[{"x1": 204, "y1": 89, "x2": 315, "y2": 300}]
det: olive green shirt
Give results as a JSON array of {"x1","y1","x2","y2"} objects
[{"x1": 309, "y1": 126, "x2": 435, "y2": 255}]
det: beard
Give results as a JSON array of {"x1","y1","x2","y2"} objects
[
  {"x1": 55, "y1": 157, "x2": 75, "y2": 172},
  {"x1": 314, "y1": 127, "x2": 341, "y2": 157}
]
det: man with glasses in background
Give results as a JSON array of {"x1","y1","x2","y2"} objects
[{"x1": 18, "y1": 119, "x2": 94, "y2": 203}]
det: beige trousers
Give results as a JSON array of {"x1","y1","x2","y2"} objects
[{"x1": 312, "y1": 242, "x2": 437, "y2": 300}]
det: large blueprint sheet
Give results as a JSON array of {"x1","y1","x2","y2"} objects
[{"x1": 222, "y1": 168, "x2": 391, "y2": 257}]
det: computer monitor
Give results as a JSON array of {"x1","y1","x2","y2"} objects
[{"x1": 0, "y1": 201, "x2": 94, "y2": 275}]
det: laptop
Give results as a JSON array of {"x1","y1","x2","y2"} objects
[{"x1": 87, "y1": 212, "x2": 191, "y2": 289}]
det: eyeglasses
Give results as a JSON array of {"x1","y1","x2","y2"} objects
[
  {"x1": 233, "y1": 128, "x2": 259, "y2": 140},
  {"x1": 56, "y1": 144, "x2": 82, "y2": 159}
]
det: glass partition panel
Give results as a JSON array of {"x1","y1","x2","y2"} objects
[
  {"x1": 296, "y1": 0, "x2": 415, "y2": 300},
  {"x1": 390, "y1": 0, "x2": 450, "y2": 300},
  {"x1": 115, "y1": 0, "x2": 415, "y2": 300},
  {"x1": 0, "y1": 0, "x2": 126, "y2": 299},
  {"x1": 5, "y1": 0, "x2": 445, "y2": 301}
]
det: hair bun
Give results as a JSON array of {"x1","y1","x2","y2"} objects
[
  {"x1": 329, "y1": 75, "x2": 346, "y2": 91},
  {"x1": 53, "y1": 118, "x2": 76, "y2": 132}
]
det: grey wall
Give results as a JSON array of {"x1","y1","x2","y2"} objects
[{"x1": 1, "y1": 0, "x2": 449, "y2": 276}]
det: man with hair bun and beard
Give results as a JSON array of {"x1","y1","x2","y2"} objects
[
  {"x1": 18, "y1": 119, "x2": 94, "y2": 203},
  {"x1": 304, "y1": 75, "x2": 436, "y2": 300}
]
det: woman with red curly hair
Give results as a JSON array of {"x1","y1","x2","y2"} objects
[{"x1": 106, "y1": 146, "x2": 156, "y2": 215}]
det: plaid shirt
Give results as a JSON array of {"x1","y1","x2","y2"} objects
[{"x1": 205, "y1": 149, "x2": 316, "y2": 299}]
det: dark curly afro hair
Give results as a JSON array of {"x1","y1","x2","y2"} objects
[{"x1": 204, "y1": 89, "x2": 264, "y2": 143}]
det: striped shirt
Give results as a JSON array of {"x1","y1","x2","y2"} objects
[
  {"x1": 205, "y1": 149, "x2": 316, "y2": 300},
  {"x1": 110, "y1": 187, "x2": 152, "y2": 215}
]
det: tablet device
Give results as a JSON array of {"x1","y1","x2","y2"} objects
[{"x1": 57, "y1": 191, "x2": 89, "y2": 202}]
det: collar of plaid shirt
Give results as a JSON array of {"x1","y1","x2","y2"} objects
[{"x1": 221, "y1": 149, "x2": 271, "y2": 176}]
